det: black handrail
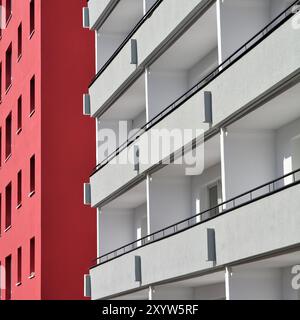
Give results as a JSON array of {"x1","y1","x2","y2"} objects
[
  {"x1": 90, "y1": 0, "x2": 299, "y2": 177},
  {"x1": 89, "y1": 0, "x2": 164, "y2": 88},
  {"x1": 91, "y1": 168, "x2": 300, "y2": 268}
]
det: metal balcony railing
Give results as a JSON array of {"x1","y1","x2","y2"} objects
[
  {"x1": 90, "y1": 0, "x2": 300, "y2": 177},
  {"x1": 91, "y1": 168, "x2": 300, "y2": 268},
  {"x1": 89, "y1": 0, "x2": 163, "y2": 87}
]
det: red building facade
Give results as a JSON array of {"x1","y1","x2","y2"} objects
[{"x1": 0, "y1": 0, "x2": 96, "y2": 300}]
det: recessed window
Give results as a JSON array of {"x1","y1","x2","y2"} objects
[
  {"x1": 30, "y1": 76, "x2": 35, "y2": 115},
  {"x1": 5, "y1": 44, "x2": 12, "y2": 91},
  {"x1": 0, "y1": 194, "x2": 2, "y2": 236},
  {"x1": 0, "y1": 127, "x2": 2, "y2": 166},
  {"x1": 5, "y1": 112, "x2": 12, "y2": 160},
  {"x1": 5, "y1": 182, "x2": 12, "y2": 230},
  {"x1": 18, "y1": 23, "x2": 22, "y2": 59},
  {"x1": 0, "y1": 1, "x2": 2, "y2": 38},
  {"x1": 17, "y1": 247, "x2": 22, "y2": 284},
  {"x1": 17, "y1": 95, "x2": 22, "y2": 133},
  {"x1": 29, "y1": 0, "x2": 35, "y2": 35},
  {"x1": 30, "y1": 237, "x2": 35, "y2": 277},
  {"x1": 17, "y1": 170, "x2": 22, "y2": 207},
  {"x1": 5, "y1": 255, "x2": 12, "y2": 300},
  {"x1": 30, "y1": 155, "x2": 35, "y2": 195},
  {"x1": 6, "y1": 0, "x2": 12, "y2": 25},
  {"x1": 0, "y1": 63, "x2": 2, "y2": 101}
]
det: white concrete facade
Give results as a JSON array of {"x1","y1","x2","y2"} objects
[{"x1": 84, "y1": 0, "x2": 300, "y2": 300}]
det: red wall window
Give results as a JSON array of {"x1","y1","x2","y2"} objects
[
  {"x1": 5, "y1": 182, "x2": 12, "y2": 230},
  {"x1": 17, "y1": 247, "x2": 22, "y2": 284},
  {"x1": 17, "y1": 170, "x2": 22, "y2": 207},
  {"x1": 0, "y1": 127, "x2": 2, "y2": 166},
  {"x1": 6, "y1": 0, "x2": 12, "y2": 25},
  {"x1": 0, "y1": 194, "x2": 2, "y2": 235},
  {"x1": 30, "y1": 237, "x2": 35, "y2": 277},
  {"x1": 5, "y1": 112, "x2": 12, "y2": 159},
  {"x1": 30, "y1": 155, "x2": 35, "y2": 195},
  {"x1": 5, "y1": 44, "x2": 12, "y2": 90},
  {"x1": 18, "y1": 23, "x2": 22, "y2": 59},
  {"x1": 17, "y1": 95, "x2": 22, "y2": 133},
  {"x1": 30, "y1": 0, "x2": 35, "y2": 35},
  {"x1": 0, "y1": 62, "x2": 2, "y2": 101},
  {"x1": 30, "y1": 76, "x2": 35, "y2": 114},
  {"x1": 5, "y1": 255, "x2": 12, "y2": 300}
]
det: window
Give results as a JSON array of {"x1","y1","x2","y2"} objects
[
  {"x1": 6, "y1": 0, "x2": 12, "y2": 25},
  {"x1": 17, "y1": 170, "x2": 22, "y2": 208},
  {"x1": 17, "y1": 247, "x2": 22, "y2": 284},
  {"x1": 0, "y1": 194, "x2": 2, "y2": 235},
  {"x1": 0, "y1": 63, "x2": 2, "y2": 101},
  {"x1": 18, "y1": 23, "x2": 22, "y2": 59},
  {"x1": 5, "y1": 182, "x2": 12, "y2": 230},
  {"x1": 29, "y1": 155, "x2": 35, "y2": 195},
  {"x1": 208, "y1": 181, "x2": 222, "y2": 217},
  {"x1": 30, "y1": 76, "x2": 35, "y2": 115},
  {"x1": 0, "y1": 127, "x2": 2, "y2": 166},
  {"x1": 0, "y1": 1, "x2": 2, "y2": 38},
  {"x1": 5, "y1": 44, "x2": 12, "y2": 91},
  {"x1": 5, "y1": 255, "x2": 11, "y2": 300},
  {"x1": 29, "y1": 0, "x2": 35, "y2": 35},
  {"x1": 0, "y1": 261, "x2": 2, "y2": 300},
  {"x1": 17, "y1": 95, "x2": 22, "y2": 133},
  {"x1": 5, "y1": 112, "x2": 12, "y2": 159},
  {"x1": 30, "y1": 237, "x2": 35, "y2": 277}
]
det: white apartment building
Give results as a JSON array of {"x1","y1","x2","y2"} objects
[{"x1": 82, "y1": 0, "x2": 300, "y2": 300}]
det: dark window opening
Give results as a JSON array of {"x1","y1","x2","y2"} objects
[
  {"x1": 17, "y1": 170, "x2": 22, "y2": 207},
  {"x1": 30, "y1": 237, "x2": 35, "y2": 276},
  {"x1": 18, "y1": 23, "x2": 22, "y2": 58},
  {"x1": 5, "y1": 112, "x2": 12, "y2": 159},
  {"x1": 5, "y1": 255, "x2": 12, "y2": 300},
  {"x1": 17, "y1": 96, "x2": 22, "y2": 132},
  {"x1": 30, "y1": 76, "x2": 35, "y2": 114},
  {"x1": 30, "y1": 155, "x2": 35, "y2": 194},
  {"x1": 6, "y1": 44, "x2": 12, "y2": 90},
  {"x1": 6, "y1": 0, "x2": 12, "y2": 25},
  {"x1": 17, "y1": 247, "x2": 22, "y2": 284},
  {"x1": 30, "y1": 0, "x2": 35, "y2": 35},
  {"x1": 5, "y1": 182, "x2": 12, "y2": 229}
]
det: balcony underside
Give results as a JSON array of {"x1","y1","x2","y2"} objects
[
  {"x1": 90, "y1": 182, "x2": 300, "y2": 300},
  {"x1": 90, "y1": 15, "x2": 300, "y2": 208}
]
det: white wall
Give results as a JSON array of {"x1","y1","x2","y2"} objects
[
  {"x1": 96, "y1": 32, "x2": 127, "y2": 72},
  {"x1": 134, "y1": 203, "x2": 148, "y2": 242},
  {"x1": 146, "y1": 70, "x2": 188, "y2": 121},
  {"x1": 148, "y1": 175, "x2": 192, "y2": 233},
  {"x1": 270, "y1": 0, "x2": 295, "y2": 19},
  {"x1": 222, "y1": 129, "x2": 276, "y2": 201},
  {"x1": 194, "y1": 282, "x2": 225, "y2": 300},
  {"x1": 143, "y1": 0, "x2": 157, "y2": 13},
  {"x1": 229, "y1": 268, "x2": 282, "y2": 300},
  {"x1": 281, "y1": 266, "x2": 300, "y2": 300},
  {"x1": 99, "y1": 208, "x2": 135, "y2": 255},
  {"x1": 191, "y1": 163, "x2": 222, "y2": 216},
  {"x1": 187, "y1": 48, "x2": 218, "y2": 88},
  {"x1": 217, "y1": 0, "x2": 271, "y2": 63},
  {"x1": 97, "y1": 119, "x2": 134, "y2": 163},
  {"x1": 132, "y1": 110, "x2": 146, "y2": 130},
  {"x1": 275, "y1": 117, "x2": 300, "y2": 181},
  {"x1": 152, "y1": 287, "x2": 194, "y2": 300},
  {"x1": 99, "y1": 203, "x2": 148, "y2": 255}
]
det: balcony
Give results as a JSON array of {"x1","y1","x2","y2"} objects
[
  {"x1": 111, "y1": 249, "x2": 300, "y2": 300},
  {"x1": 88, "y1": 0, "x2": 119, "y2": 30},
  {"x1": 89, "y1": 0, "x2": 214, "y2": 117},
  {"x1": 90, "y1": 6, "x2": 300, "y2": 208},
  {"x1": 90, "y1": 170, "x2": 300, "y2": 299}
]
